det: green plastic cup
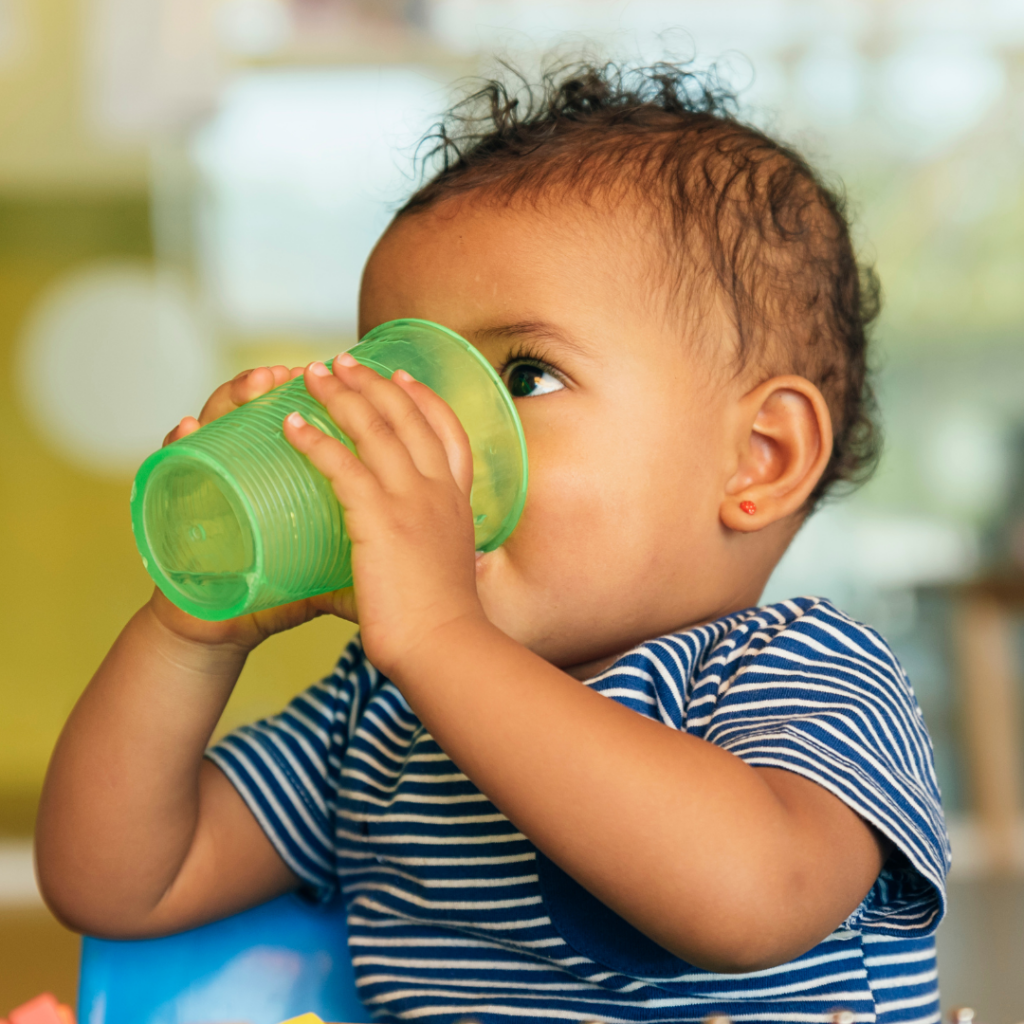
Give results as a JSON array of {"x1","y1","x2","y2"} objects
[{"x1": 130, "y1": 319, "x2": 528, "y2": 621}]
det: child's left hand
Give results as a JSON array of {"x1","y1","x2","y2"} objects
[{"x1": 284, "y1": 353, "x2": 486, "y2": 677}]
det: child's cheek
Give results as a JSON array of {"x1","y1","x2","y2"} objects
[{"x1": 514, "y1": 466, "x2": 617, "y2": 600}]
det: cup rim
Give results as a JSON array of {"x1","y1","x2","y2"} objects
[{"x1": 130, "y1": 443, "x2": 262, "y2": 621}]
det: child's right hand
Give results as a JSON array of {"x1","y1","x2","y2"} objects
[
  {"x1": 38, "y1": 361, "x2": 323, "y2": 937},
  {"x1": 148, "y1": 363, "x2": 338, "y2": 652}
]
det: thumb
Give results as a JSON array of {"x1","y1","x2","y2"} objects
[
  {"x1": 162, "y1": 415, "x2": 201, "y2": 448},
  {"x1": 309, "y1": 587, "x2": 358, "y2": 624}
]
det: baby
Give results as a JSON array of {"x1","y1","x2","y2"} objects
[{"x1": 36, "y1": 62, "x2": 948, "y2": 1022}]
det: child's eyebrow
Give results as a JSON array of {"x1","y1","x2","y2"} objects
[{"x1": 473, "y1": 320, "x2": 590, "y2": 359}]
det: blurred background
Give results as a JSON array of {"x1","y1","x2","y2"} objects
[{"x1": 1, "y1": 0, "x2": 1023, "y2": 1018}]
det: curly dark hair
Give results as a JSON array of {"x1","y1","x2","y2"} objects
[{"x1": 398, "y1": 60, "x2": 882, "y2": 507}]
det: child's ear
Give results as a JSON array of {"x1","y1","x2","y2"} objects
[{"x1": 720, "y1": 375, "x2": 833, "y2": 533}]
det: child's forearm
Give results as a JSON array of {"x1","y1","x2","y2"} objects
[
  {"x1": 390, "y1": 618, "x2": 886, "y2": 974},
  {"x1": 36, "y1": 600, "x2": 295, "y2": 937}
]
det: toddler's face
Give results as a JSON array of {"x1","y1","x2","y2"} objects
[{"x1": 360, "y1": 196, "x2": 775, "y2": 675}]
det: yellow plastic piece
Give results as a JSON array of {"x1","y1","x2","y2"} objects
[{"x1": 275, "y1": 1015, "x2": 349, "y2": 1024}]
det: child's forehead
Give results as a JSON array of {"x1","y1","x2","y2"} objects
[
  {"x1": 381, "y1": 192, "x2": 727, "y2": 320},
  {"x1": 361, "y1": 195, "x2": 736, "y2": 389},
  {"x1": 367, "y1": 191, "x2": 690, "y2": 317},
  {"x1": 370, "y1": 201, "x2": 646, "y2": 317}
]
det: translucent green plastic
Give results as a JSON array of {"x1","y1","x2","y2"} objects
[{"x1": 131, "y1": 319, "x2": 528, "y2": 621}]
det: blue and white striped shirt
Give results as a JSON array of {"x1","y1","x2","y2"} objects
[{"x1": 209, "y1": 597, "x2": 949, "y2": 1023}]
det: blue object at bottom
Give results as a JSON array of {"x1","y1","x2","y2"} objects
[{"x1": 78, "y1": 894, "x2": 372, "y2": 1024}]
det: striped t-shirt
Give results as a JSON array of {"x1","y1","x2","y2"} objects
[{"x1": 209, "y1": 597, "x2": 949, "y2": 1024}]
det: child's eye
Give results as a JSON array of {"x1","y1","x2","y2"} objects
[{"x1": 504, "y1": 361, "x2": 565, "y2": 398}]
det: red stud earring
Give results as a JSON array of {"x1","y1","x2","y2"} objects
[{"x1": 739, "y1": 500, "x2": 757, "y2": 516}]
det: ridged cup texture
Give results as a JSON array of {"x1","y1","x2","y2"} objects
[{"x1": 131, "y1": 319, "x2": 528, "y2": 621}]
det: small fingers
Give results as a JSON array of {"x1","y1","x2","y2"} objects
[
  {"x1": 197, "y1": 379, "x2": 241, "y2": 425},
  {"x1": 303, "y1": 361, "x2": 425, "y2": 488},
  {"x1": 270, "y1": 364, "x2": 294, "y2": 387},
  {"x1": 321, "y1": 355, "x2": 455, "y2": 485},
  {"x1": 199, "y1": 365, "x2": 293, "y2": 425},
  {"x1": 164, "y1": 363, "x2": 315, "y2": 448},
  {"x1": 283, "y1": 410, "x2": 378, "y2": 508},
  {"x1": 162, "y1": 415, "x2": 201, "y2": 448},
  {"x1": 392, "y1": 370, "x2": 474, "y2": 497},
  {"x1": 228, "y1": 365, "x2": 277, "y2": 407}
]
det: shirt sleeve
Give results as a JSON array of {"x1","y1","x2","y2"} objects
[
  {"x1": 703, "y1": 599, "x2": 951, "y2": 937},
  {"x1": 206, "y1": 634, "x2": 377, "y2": 902}
]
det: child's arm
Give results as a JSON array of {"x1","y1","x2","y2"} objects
[
  {"x1": 36, "y1": 598, "x2": 298, "y2": 936},
  {"x1": 36, "y1": 366, "x2": 332, "y2": 937},
  {"x1": 385, "y1": 625, "x2": 885, "y2": 974},
  {"x1": 286, "y1": 356, "x2": 887, "y2": 974}
]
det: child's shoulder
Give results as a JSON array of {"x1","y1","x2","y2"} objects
[
  {"x1": 589, "y1": 595, "x2": 916, "y2": 720},
  {"x1": 704, "y1": 595, "x2": 913, "y2": 693},
  {"x1": 682, "y1": 595, "x2": 932, "y2": 758},
  {"x1": 588, "y1": 596, "x2": 950, "y2": 929}
]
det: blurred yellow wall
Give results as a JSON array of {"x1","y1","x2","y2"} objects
[
  {"x1": 0, "y1": 0, "x2": 148, "y2": 191},
  {"x1": 0, "y1": 0, "x2": 355, "y2": 834}
]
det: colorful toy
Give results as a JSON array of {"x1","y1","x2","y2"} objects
[{"x1": 131, "y1": 318, "x2": 528, "y2": 621}]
